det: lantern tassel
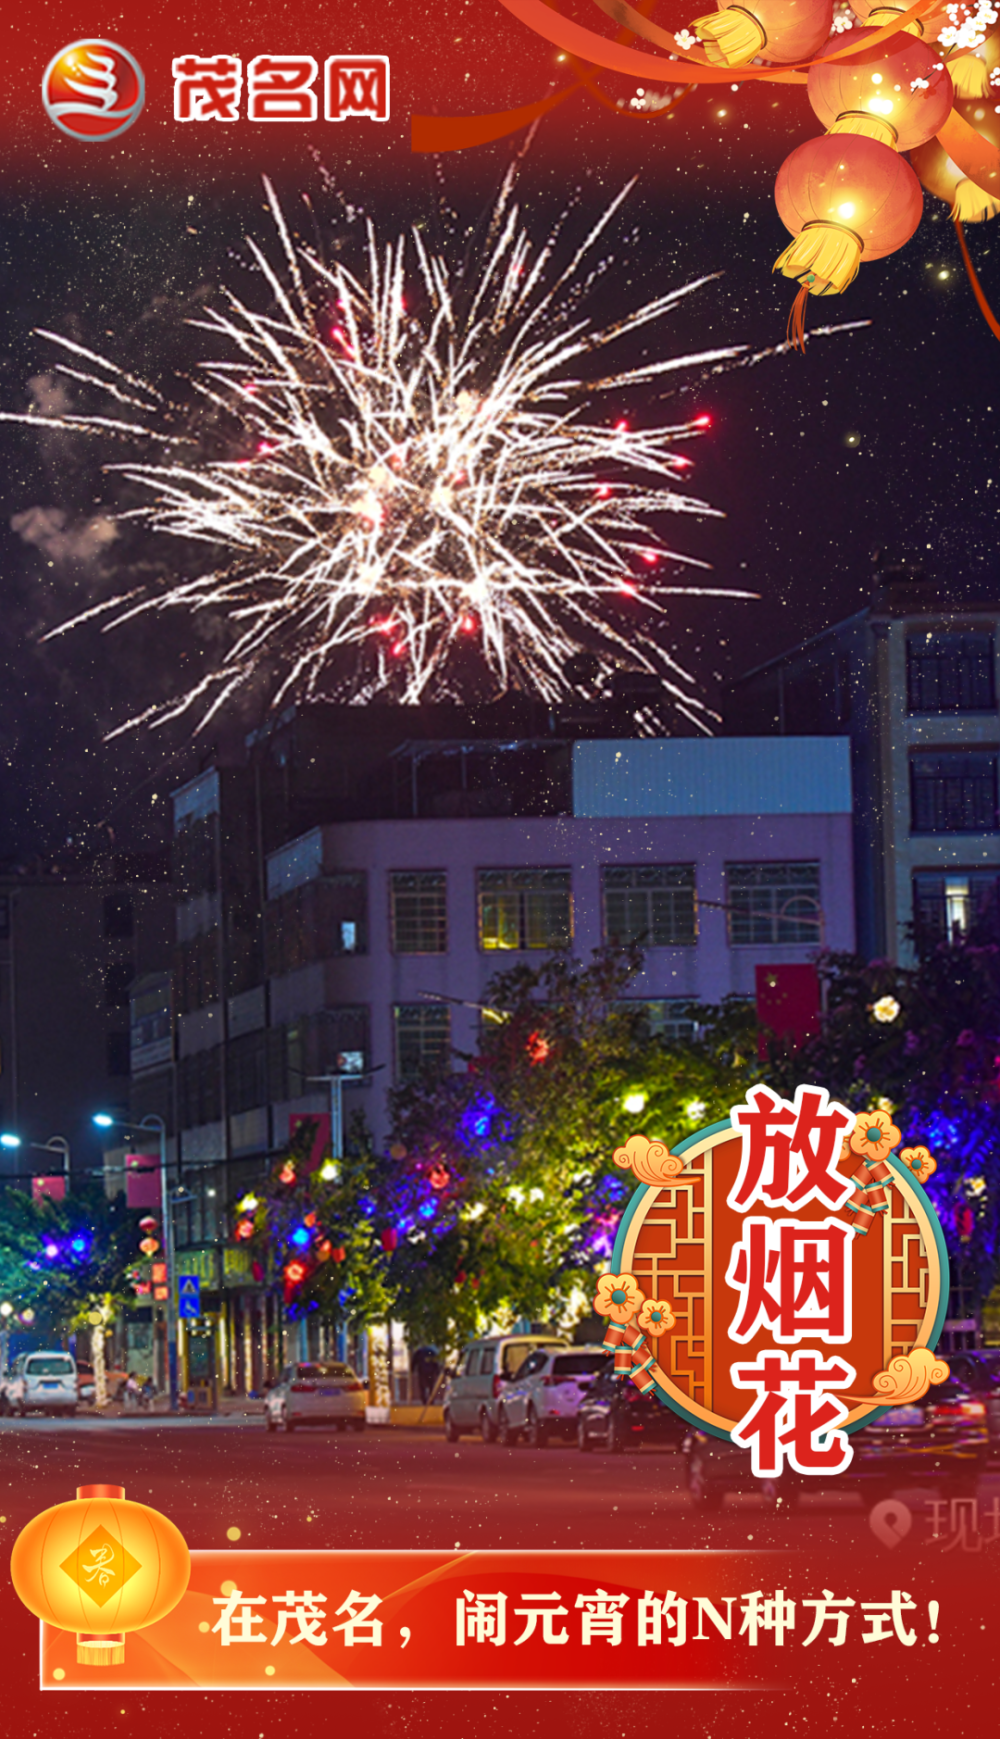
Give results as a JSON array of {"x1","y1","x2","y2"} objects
[
  {"x1": 786, "y1": 283, "x2": 811, "y2": 353},
  {"x1": 774, "y1": 221, "x2": 863, "y2": 295},
  {"x1": 948, "y1": 51, "x2": 991, "y2": 99},
  {"x1": 951, "y1": 177, "x2": 1000, "y2": 225},
  {"x1": 689, "y1": 5, "x2": 766, "y2": 65}
]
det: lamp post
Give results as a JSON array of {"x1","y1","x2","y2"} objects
[
  {"x1": 0, "y1": 1133, "x2": 71, "y2": 1184},
  {"x1": 93, "y1": 1111, "x2": 177, "y2": 1412}
]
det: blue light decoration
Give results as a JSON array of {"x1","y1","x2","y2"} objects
[
  {"x1": 418, "y1": 1201, "x2": 436, "y2": 1220},
  {"x1": 289, "y1": 1225, "x2": 311, "y2": 1250},
  {"x1": 69, "y1": 1237, "x2": 87, "y2": 1256}
]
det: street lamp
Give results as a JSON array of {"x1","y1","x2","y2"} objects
[
  {"x1": 0, "y1": 1133, "x2": 71, "y2": 1180},
  {"x1": 92, "y1": 1111, "x2": 177, "y2": 1412}
]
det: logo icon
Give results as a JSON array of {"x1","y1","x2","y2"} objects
[
  {"x1": 59, "y1": 1524, "x2": 141, "y2": 1608},
  {"x1": 42, "y1": 40, "x2": 145, "y2": 141}
]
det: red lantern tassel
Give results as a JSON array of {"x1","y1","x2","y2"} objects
[{"x1": 786, "y1": 283, "x2": 810, "y2": 353}]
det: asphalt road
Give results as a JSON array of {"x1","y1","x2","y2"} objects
[{"x1": 0, "y1": 1413, "x2": 994, "y2": 1556}]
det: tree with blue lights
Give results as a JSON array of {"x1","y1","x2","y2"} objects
[
  {"x1": 776, "y1": 945, "x2": 1000, "y2": 1319},
  {"x1": 0, "y1": 1181, "x2": 140, "y2": 1338}
]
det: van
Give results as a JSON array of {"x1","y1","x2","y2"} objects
[
  {"x1": 2, "y1": 1351, "x2": 77, "y2": 1417},
  {"x1": 442, "y1": 1333, "x2": 569, "y2": 1442}
]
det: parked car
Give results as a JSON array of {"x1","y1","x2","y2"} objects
[
  {"x1": 941, "y1": 1350, "x2": 1000, "y2": 1452},
  {"x1": 577, "y1": 1362, "x2": 690, "y2": 1454},
  {"x1": 443, "y1": 1334, "x2": 569, "y2": 1442},
  {"x1": 1, "y1": 1351, "x2": 77, "y2": 1417},
  {"x1": 76, "y1": 1362, "x2": 129, "y2": 1404},
  {"x1": 685, "y1": 1375, "x2": 989, "y2": 1510},
  {"x1": 497, "y1": 1347, "x2": 609, "y2": 1446},
  {"x1": 264, "y1": 1361, "x2": 367, "y2": 1432}
]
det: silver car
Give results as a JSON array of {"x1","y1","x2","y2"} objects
[
  {"x1": 443, "y1": 1334, "x2": 569, "y2": 1442},
  {"x1": 264, "y1": 1361, "x2": 367, "y2": 1432},
  {"x1": 2, "y1": 1351, "x2": 77, "y2": 1417},
  {"x1": 497, "y1": 1347, "x2": 608, "y2": 1447}
]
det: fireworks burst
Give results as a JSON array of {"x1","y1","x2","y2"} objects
[{"x1": 10, "y1": 170, "x2": 762, "y2": 734}]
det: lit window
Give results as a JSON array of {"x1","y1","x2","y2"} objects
[{"x1": 478, "y1": 869, "x2": 571, "y2": 951}]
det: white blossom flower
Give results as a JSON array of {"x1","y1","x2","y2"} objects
[{"x1": 872, "y1": 995, "x2": 901, "y2": 1024}]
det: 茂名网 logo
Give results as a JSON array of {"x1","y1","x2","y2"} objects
[{"x1": 42, "y1": 40, "x2": 146, "y2": 142}]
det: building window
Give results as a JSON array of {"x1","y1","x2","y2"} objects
[
  {"x1": 103, "y1": 894, "x2": 134, "y2": 939},
  {"x1": 907, "y1": 632, "x2": 996, "y2": 714},
  {"x1": 726, "y1": 863, "x2": 822, "y2": 946},
  {"x1": 265, "y1": 873, "x2": 368, "y2": 976},
  {"x1": 106, "y1": 1032, "x2": 131, "y2": 1077},
  {"x1": 104, "y1": 961, "x2": 136, "y2": 1008},
  {"x1": 177, "y1": 1049, "x2": 222, "y2": 1128},
  {"x1": 478, "y1": 869, "x2": 571, "y2": 951},
  {"x1": 913, "y1": 871, "x2": 1000, "y2": 944},
  {"x1": 910, "y1": 753, "x2": 999, "y2": 834},
  {"x1": 618, "y1": 999, "x2": 698, "y2": 1043},
  {"x1": 393, "y1": 1003, "x2": 451, "y2": 1081},
  {"x1": 602, "y1": 866, "x2": 696, "y2": 947},
  {"x1": 390, "y1": 872, "x2": 447, "y2": 954}
]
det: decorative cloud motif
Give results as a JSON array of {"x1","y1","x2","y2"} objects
[
  {"x1": 856, "y1": 1347, "x2": 951, "y2": 1405},
  {"x1": 612, "y1": 1134, "x2": 684, "y2": 1185}
]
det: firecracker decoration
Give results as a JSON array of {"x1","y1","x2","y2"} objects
[
  {"x1": 10, "y1": 1484, "x2": 190, "y2": 1668},
  {"x1": 689, "y1": 0, "x2": 834, "y2": 67}
]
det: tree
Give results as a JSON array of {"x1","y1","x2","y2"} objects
[
  {"x1": 0, "y1": 1183, "x2": 141, "y2": 1339},
  {"x1": 771, "y1": 944, "x2": 1000, "y2": 1315},
  {"x1": 235, "y1": 1115, "x2": 397, "y2": 1336},
  {"x1": 383, "y1": 947, "x2": 762, "y2": 1354}
]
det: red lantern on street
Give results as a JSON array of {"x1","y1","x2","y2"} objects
[
  {"x1": 11, "y1": 1484, "x2": 190, "y2": 1668},
  {"x1": 138, "y1": 1237, "x2": 159, "y2": 1256},
  {"x1": 774, "y1": 133, "x2": 923, "y2": 341},
  {"x1": 690, "y1": 0, "x2": 832, "y2": 66},
  {"x1": 808, "y1": 28, "x2": 953, "y2": 149},
  {"x1": 138, "y1": 1216, "x2": 158, "y2": 1233},
  {"x1": 380, "y1": 1228, "x2": 399, "y2": 1253}
]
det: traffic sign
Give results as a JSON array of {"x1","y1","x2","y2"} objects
[{"x1": 178, "y1": 1274, "x2": 201, "y2": 1319}]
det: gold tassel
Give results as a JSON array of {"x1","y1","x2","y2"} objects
[
  {"x1": 690, "y1": 5, "x2": 766, "y2": 65},
  {"x1": 866, "y1": 4, "x2": 924, "y2": 33},
  {"x1": 828, "y1": 111, "x2": 899, "y2": 147},
  {"x1": 948, "y1": 52, "x2": 990, "y2": 98},
  {"x1": 773, "y1": 222, "x2": 864, "y2": 294},
  {"x1": 951, "y1": 176, "x2": 1000, "y2": 223}
]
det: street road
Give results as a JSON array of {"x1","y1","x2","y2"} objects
[
  {"x1": 1, "y1": 1417, "x2": 997, "y2": 1739},
  {"x1": 0, "y1": 1413, "x2": 994, "y2": 1555}
]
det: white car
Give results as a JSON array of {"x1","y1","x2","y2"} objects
[
  {"x1": 265, "y1": 1360, "x2": 367, "y2": 1432},
  {"x1": 496, "y1": 1347, "x2": 608, "y2": 1447},
  {"x1": 2, "y1": 1351, "x2": 77, "y2": 1417}
]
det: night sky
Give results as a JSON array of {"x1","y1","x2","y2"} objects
[{"x1": 0, "y1": 0, "x2": 996, "y2": 857}]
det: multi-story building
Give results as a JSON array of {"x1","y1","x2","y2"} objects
[
  {"x1": 137, "y1": 715, "x2": 855, "y2": 1395},
  {"x1": 723, "y1": 567, "x2": 1000, "y2": 964},
  {"x1": 0, "y1": 849, "x2": 172, "y2": 1184},
  {"x1": 264, "y1": 735, "x2": 854, "y2": 1151}
]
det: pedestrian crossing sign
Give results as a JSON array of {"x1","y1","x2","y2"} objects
[{"x1": 178, "y1": 1274, "x2": 201, "y2": 1318}]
